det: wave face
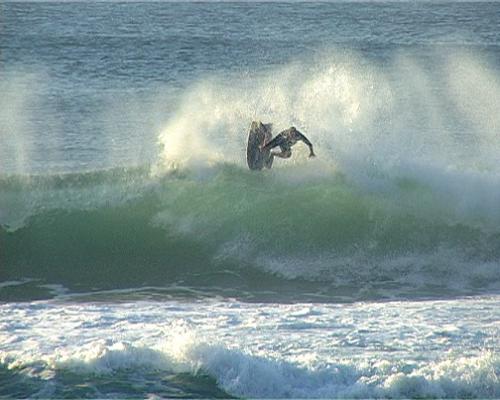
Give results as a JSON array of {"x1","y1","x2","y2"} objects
[{"x1": 2, "y1": 160, "x2": 499, "y2": 301}]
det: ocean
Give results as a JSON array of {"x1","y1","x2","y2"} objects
[{"x1": 1, "y1": 1, "x2": 499, "y2": 398}]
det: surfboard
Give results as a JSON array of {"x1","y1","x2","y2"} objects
[{"x1": 246, "y1": 121, "x2": 274, "y2": 170}]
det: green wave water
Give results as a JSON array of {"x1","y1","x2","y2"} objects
[{"x1": 2, "y1": 163, "x2": 499, "y2": 302}]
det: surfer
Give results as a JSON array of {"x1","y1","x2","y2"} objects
[{"x1": 262, "y1": 126, "x2": 316, "y2": 159}]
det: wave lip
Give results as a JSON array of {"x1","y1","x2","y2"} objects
[{"x1": 199, "y1": 349, "x2": 498, "y2": 399}]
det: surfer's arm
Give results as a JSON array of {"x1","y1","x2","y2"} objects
[
  {"x1": 295, "y1": 130, "x2": 316, "y2": 157},
  {"x1": 262, "y1": 134, "x2": 284, "y2": 151}
]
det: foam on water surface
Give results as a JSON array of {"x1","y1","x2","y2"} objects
[{"x1": 1, "y1": 296, "x2": 499, "y2": 398}]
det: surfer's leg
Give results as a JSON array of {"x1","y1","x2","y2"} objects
[
  {"x1": 262, "y1": 133, "x2": 285, "y2": 151},
  {"x1": 264, "y1": 152, "x2": 274, "y2": 168},
  {"x1": 271, "y1": 148, "x2": 292, "y2": 159}
]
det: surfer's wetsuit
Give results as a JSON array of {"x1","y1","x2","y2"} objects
[{"x1": 262, "y1": 127, "x2": 315, "y2": 159}]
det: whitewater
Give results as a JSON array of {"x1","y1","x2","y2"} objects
[{"x1": 1, "y1": 1, "x2": 499, "y2": 398}]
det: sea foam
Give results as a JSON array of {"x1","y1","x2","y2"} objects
[{"x1": 1, "y1": 298, "x2": 498, "y2": 398}]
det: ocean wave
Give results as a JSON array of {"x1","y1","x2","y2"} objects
[
  {"x1": 2, "y1": 333, "x2": 498, "y2": 399},
  {"x1": 3, "y1": 50, "x2": 500, "y2": 301},
  {"x1": 1, "y1": 295, "x2": 498, "y2": 398},
  {"x1": 1, "y1": 163, "x2": 499, "y2": 300}
]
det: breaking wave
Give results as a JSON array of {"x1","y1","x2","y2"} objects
[
  {"x1": 2, "y1": 49, "x2": 500, "y2": 300},
  {"x1": 1, "y1": 162, "x2": 499, "y2": 301},
  {"x1": 1, "y1": 322, "x2": 498, "y2": 399}
]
